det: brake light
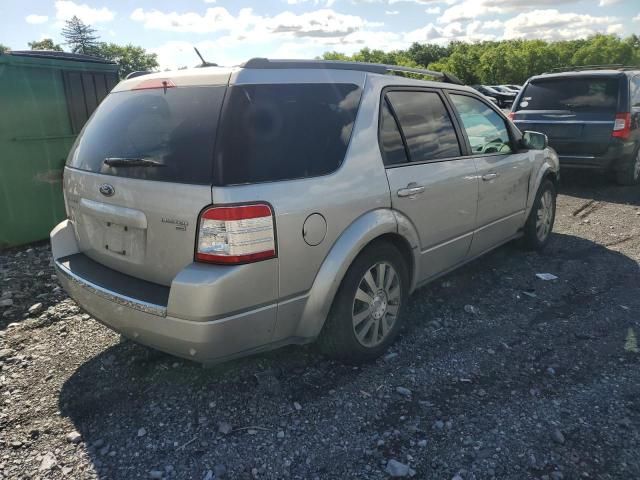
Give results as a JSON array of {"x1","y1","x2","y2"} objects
[
  {"x1": 612, "y1": 112, "x2": 631, "y2": 140},
  {"x1": 132, "y1": 78, "x2": 176, "y2": 91},
  {"x1": 195, "y1": 204, "x2": 276, "y2": 264}
]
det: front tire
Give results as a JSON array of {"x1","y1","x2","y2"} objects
[
  {"x1": 318, "y1": 241, "x2": 409, "y2": 363},
  {"x1": 615, "y1": 149, "x2": 640, "y2": 186},
  {"x1": 522, "y1": 179, "x2": 556, "y2": 251}
]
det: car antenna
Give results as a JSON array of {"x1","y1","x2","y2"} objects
[{"x1": 193, "y1": 47, "x2": 218, "y2": 67}]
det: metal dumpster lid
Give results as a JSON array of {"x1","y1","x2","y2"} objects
[{"x1": 7, "y1": 50, "x2": 116, "y2": 65}]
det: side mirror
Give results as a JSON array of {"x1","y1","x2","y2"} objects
[{"x1": 521, "y1": 130, "x2": 548, "y2": 150}]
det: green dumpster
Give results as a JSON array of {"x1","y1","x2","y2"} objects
[{"x1": 0, "y1": 50, "x2": 119, "y2": 248}]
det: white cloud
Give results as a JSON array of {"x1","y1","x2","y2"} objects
[
  {"x1": 204, "y1": 0, "x2": 216, "y2": 3},
  {"x1": 426, "y1": 6, "x2": 441, "y2": 14},
  {"x1": 55, "y1": 1, "x2": 115, "y2": 24},
  {"x1": 385, "y1": 10, "x2": 400, "y2": 14},
  {"x1": 285, "y1": 0, "x2": 336, "y2": 5},
  {"x1": 481, "y1": 19, "x2": 503, "y2": 29},
  {"x1": 503, "y1": 9, "x2": 620, "y2": 40},
  {"x1": 130, "y1": 7, "x2": 238, "y2": 34},
  {"x1": 406, "y1": 19, "x2": 496, "y2": 44},
  {"x1": 439, "y1": 0, "x2": 581, "y2": 23},
  {"x1": 634, "y1": 13, "x2": 640, "y2": 22},
  {"x1": 598, "y1": 0, "x2": 621, "y2": 5},
  {"x1": 389, "y1": 0, "x2": 448, "y2": 4},
  {"x1": 130, "y1": 7, "x2": 381, "y2": 41},
  {"x1": 606, "y1": 23, "x2": 624, "y2": 34},
  {"x1": 352, "y1": 0, "x2": 452, "y2": 4},
  {"x1": 25, "y1": 14, "x2": 48, "y2": 24}
]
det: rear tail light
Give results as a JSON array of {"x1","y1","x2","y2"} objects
[
  {"x1": 612, "y1": 112, "x2": 631, "y2": 140},
  {"x1": 195, "y1": 204, "x2": 276, "y2": 264}
]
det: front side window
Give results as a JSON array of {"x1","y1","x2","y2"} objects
[
  {"x1": 386, "y1": 91, "x2": 461, "y2": 163},
  {"x1": 450, "y1": 94, "x2": 513, "y2": 155},
  {"x1": 215, "y1": 83, "x2": 362, "y2": 185}
]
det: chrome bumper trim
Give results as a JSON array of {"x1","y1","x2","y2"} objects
[{"x1": 54, "y1": 259, "x2": 167, "y2": 317}]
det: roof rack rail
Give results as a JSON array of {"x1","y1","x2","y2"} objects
[
  {"x1": 241, "y1": 58, "x2": 464, "y2": 85},
  {"x1": 546, "y1": 64, "x2": 640, "y2": 73}
]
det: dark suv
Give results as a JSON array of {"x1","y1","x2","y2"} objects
[{"x1": 510, "y1": 67, "x2": 640, "y2": 185}]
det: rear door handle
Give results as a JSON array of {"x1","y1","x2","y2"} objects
[
  {"x1": 397, "y1": 184, "x2": 425, "y2": 198},
  {"x1": 482, "y1": 172, "x2": 499, "y2": 181}
]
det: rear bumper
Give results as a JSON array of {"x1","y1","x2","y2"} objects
[
  {"x1": 51, "y1": 219, "x2": 278, "y2": 364},
  {"x1": 54, "y1": 255, "x2": 277, "y2": 364},
  {"x1": 557, "y1": 140, "x2": 636, "y2": 171}
]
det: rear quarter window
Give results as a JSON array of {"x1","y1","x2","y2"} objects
[
  {"x1": 517, "y1": 77, "x2": 619, "y2": 112},
  {"x1": 214, "y1": 83, "x2": 362, "y2": 185}
]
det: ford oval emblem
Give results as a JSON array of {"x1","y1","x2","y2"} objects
[{"x1": 99, "y1": 183, "x2": 115, "y2": 197}]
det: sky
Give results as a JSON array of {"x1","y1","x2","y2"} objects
[{"x1": 2, "y1": 0, "x2": 639, "y2": 69}]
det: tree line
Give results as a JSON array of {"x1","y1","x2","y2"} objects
[
  {"x1": 1, "y1": 16, "x2": 157, "y2": 78},
  {"x1": 323, "y1": 34, "x2": 640, "y2": 85},
  {"x1": 4, "y1": 26, "x2": 639, "y2": 84}
]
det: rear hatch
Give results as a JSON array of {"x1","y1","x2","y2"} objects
[
  {"x1": 64, "y1": 72, "x2": 229, "y2": 286},
  {"x1": 512, "y1": 75, "x2": 620, "y2": 155}
]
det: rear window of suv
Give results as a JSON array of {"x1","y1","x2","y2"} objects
[
  {"x1": 517, "y1": 77, "x2": 619, "y2": 112},
  {"x1": 67, "y1": 86, "x2": 225, "y2": 184},
  {"x1": 214, "y1": 83, "x2": 362, "y2": 185}
]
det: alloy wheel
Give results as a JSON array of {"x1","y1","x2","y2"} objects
[
  {"x1": 352, "y1": 262, "x2": 401, "y2": 348},
  {"x1": 536, "y1": 189, "x2": 554, "y2": 242}
]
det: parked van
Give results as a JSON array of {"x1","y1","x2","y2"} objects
[
  {"x1": 51, "y1": 59, "x2": 559, "y2": 364},
  {"x1": 510, "y1": 67, "x2": 640, "y2": 185}
]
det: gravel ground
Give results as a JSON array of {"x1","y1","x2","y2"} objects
[{"x1": 1, "y1": 174, "x2": 639, "y2": 480}]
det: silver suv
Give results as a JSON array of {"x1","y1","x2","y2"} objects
[{"x1": 51, "y1": 59, "x2": 559, "y2": 364}]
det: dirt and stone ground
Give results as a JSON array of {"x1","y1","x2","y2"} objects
[{"x1": 1, "y1": 174, "x2": 639, "y2": 480}]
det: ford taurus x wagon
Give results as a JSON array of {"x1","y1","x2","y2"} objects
[
  {"x1": 510, "y1": 67, "x2": 640, "y2": 185},
  {"x1": 51, "y1": 58, "x2": 559, "y2": 364}
]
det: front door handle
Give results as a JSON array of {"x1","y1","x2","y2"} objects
[
  {"x1": 397, "y1": 183, "x2": 425, "y2": 198},
  {"x1": 482, "y1": 172, "x2": 499, "y2": 181}
]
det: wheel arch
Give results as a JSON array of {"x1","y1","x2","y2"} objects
[
  {"x1": 525, "y1": 153, "x2": 560, "y2": 219},
  {"x1": 294, "y1": 208, "x2": 419, "y2": 340}
]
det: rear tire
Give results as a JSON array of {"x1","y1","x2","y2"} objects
[
  {"x1": 318, "y1": 241, "x2": 409, "y2": 363},
  {"x1": 615, "y1": 149, "x2": 640, "y2": 186},
  {"x1": 521, "y1": 179, "x2": 556, "y2": 251}
]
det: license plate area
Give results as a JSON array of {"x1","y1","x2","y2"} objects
[{"x1": 104, "y1": 222, "x2": 129, "y2": 256}]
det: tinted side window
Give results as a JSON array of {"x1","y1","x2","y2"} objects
[
  {"x1": 379, "y1": 99, "x2": 408, "y2": 166},
  {"x1": 631, "y1": 76, "x2": 640, "y2": 108},
  {"x1": 450, "y1": 94, "x2": 513, "y2": 155},
  {"x1": 216, "y1": 83, "x2": 362, "y2": 185},
  {"x1": 386, "y1": 91, "x2": 461, "y2": 163}
]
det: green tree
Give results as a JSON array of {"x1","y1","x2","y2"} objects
[
  {"x1": 0, "y1": 44, "x2": 9, "y2": 54},
  {"x1": 571, "y1": 34, "x2": 634, "y2": 66},
  {"x1": 406, "y1": 42, "x2": 450, "y2": 68},
  {"x1": 28, "y1": 38, "x2": 63, "y2": 51},
  {"x1": 94, "y1": 43, "x2": 158, "y2": 78},
  {"x1": 61, "y1": 15, "x2": 100, "y2": 54},
  {"x1": 321, "y1": 51, "x2": 351, "y2": 61},
  {"x1": 323, "y1": 34, "x2": 640, "y2": 85}
]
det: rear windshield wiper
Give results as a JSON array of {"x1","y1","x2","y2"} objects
[{"x1": 104, "y1": 157, "x2": 165, "y2": 167}]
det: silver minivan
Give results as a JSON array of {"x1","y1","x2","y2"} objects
[{"x1": 51, "y1": 59, "x2": 559, "y2": 364}]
